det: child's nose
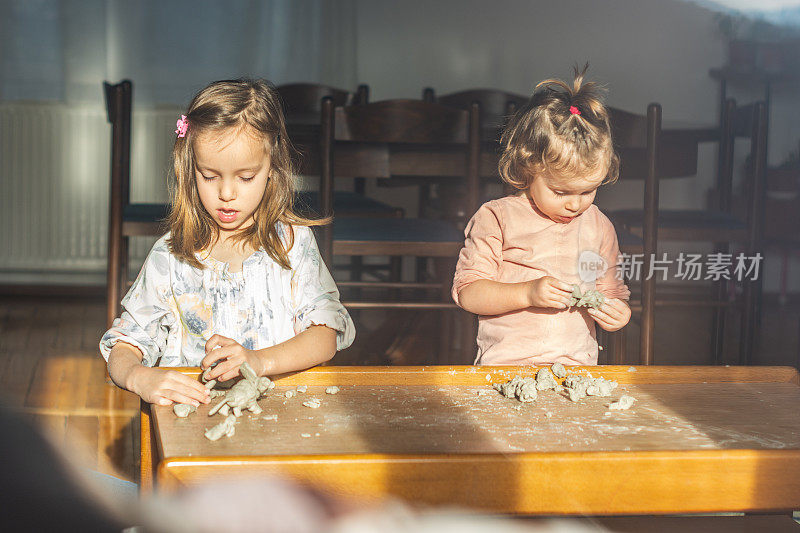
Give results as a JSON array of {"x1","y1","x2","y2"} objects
[
  {"x1": 565, "y1": 198, "x2": 580, "y2": 212},
  {"x1": 218, "y1": 180, "x2": 236, "y2": 201}
]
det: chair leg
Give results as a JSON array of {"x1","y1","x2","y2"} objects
[
  {"x1": 120, "y1": 236, "x2": 130, "y2": 296},
  {"x1": 739, "y1": 267, "x2": 764, "y2": 366},
  {"x1": 639, "y1": 277, "x2": 656, "y2": 365},
  {"x1": 611, "y1": 327, "x2": 627, "y2": 365},
  {"x1": 796, "y1": 317, "x2": 800, "y2": 371},
  {"x1": 104, "y1": 235, "x2": 128, "y2": 383},
  {"x1": 710, "y1": 242, "x2": 729, "y2": 364},
  {"x1": 106, "y1": 235, "x2": 122, "y2": 330},
  {"x1": 390, "y1": 256, "x2": 402, "y2": 301},
  {"x1": 434, "y1": 257, "x2": 456, "y2": 365},
  {"x1": 711, "y1": 281, "x2": 727, "y2": 365},
  {"x1": 740, "y1": 280, "x2": 755, "y2": 365},
  {"x1": 460, "y1": 311, "x2": 477, "y2": 365},
  {"x1": 416, "y1": 257, "x2": 428, "y2": 282},
  {"x1": 351, "y1": 256, "x2": 363, "y2": 282},
  {"x1": 416, "y1": 183, "x2": 432, "y2": 283}
]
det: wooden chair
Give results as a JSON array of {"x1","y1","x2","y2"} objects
[
  {"x1": 276, "y1": 83, "x2": 405, "y2": 283},
  {"x1": 598, "y1": 104, "x2": 662, "y2": 366},
  {"x1": 422, "y1": 88, "x2": 530, "y2": 209},
  {"x1": 609, "y1": 100, "x2": 767, "y2": 365},
  {"x1": 104, "y1": 80, "x2": 164, "y2": 328},
  {"x1": 319, "y1": 98, "x2": 481, "y2": 364}
]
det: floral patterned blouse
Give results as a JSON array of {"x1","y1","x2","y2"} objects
[{"x1": 100, "y1": 225, "x2": 355, "y2": 367}]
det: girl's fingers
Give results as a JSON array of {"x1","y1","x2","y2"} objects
[
  {"x1": 599, "y1": 303, "x2": 621, "y2": 320},
  {"x1": 154, "y1": 396, "x2": 174, "y2": 406},
  {"x1": 166, "y1": 380, "x2": 208, "y2": 403},
  {"x1": 201, "y1": 347, "x2": 233, "y2": 370},
  {"x1": 545, "y1": 288, "x2": 570, "y2": 306},
  {"x1": 587, "y1": 307, "x2": 610, "y2": 323},
  {"x1": 592, "y1": 310, "x2": 620, "y2": 331},
  {"x1": 204, "y1": 335, "x2": 222, "y2": 353},
  {"x1": 207, "y1": 355, "x2": 243, "y2": 381},
  {"x1": 173, "y1": 374, "x2": 211, "y2": 399},
  {"x1": 218, "y1": 368, "x2": 242, "y2": 382},
  {"x1": 549, "y1": 296, "x2": 568, "y2": 308},
  {"x1": 552, "y1": 281, "x2": 574, "y2": 293},
  {"x1": 604, "y1": 298, "x2": 623, "y2": 312},
  {"x1": 205, "y1": 334, "x2": 235, "y2": 354},
  {"x1": 162, "y1": 389, "x2": 201, "y2": 406}
]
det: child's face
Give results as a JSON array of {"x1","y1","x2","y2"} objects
[
  {"x1": 193, "y1": 127, "x2": 271, "y2": 236},
  {"x1": 528, "y1": 170, "x2": 604, "y2": 224}
]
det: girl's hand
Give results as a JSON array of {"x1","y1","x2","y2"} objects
[
  {"x1": 587, "y1": 298, "x2": 631, "y2": 332},
  {"x1": 130, "y1": 366, "x2": 211, "y2": 406},
  {"x1": 526, "y1": 276, "x2": 573, "y2": 309},
  {"x1": 202, "y1": 334, "x2": 263, "y2": 381}
]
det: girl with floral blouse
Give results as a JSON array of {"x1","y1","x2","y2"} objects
[{"x1": 101, "y1": 79, "x2": 354, "y2": 407}]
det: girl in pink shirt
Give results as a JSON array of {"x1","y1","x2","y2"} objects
[{"x1": 453, "y1": 67, "x2": 631, "y2": 366}]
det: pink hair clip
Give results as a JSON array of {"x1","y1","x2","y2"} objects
[
  {"x1": 175, "y1": 115, "x2": 189, "y2": 138},
  {"x1": 569, "y1": 106, "x2": 581, "y2": 116}
]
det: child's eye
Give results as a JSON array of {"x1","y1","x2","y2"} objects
[
  {"x1": 201, "y1": 174, "x2": 216, "y2": 181},
  {"x1": 239, "y1": 175, "x2": 255, "y2": 182},
  {"x1": 553, "y1": 191, "x2": 566, "y2": 197}
]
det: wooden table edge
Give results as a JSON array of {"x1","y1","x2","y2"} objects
[
  {"x1": 165, "y1": 365, "x2": 800, "y2": 385},
  {"x1": 155, "y1": 448, "x2": 800, "y2": 515}
]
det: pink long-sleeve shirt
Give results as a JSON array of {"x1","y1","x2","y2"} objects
[{"x1": 452, "y1": 194, "x2": 630, "y2": 366}]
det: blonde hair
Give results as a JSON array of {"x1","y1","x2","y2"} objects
[
  {"x1": 499, "y1": 64, "x2": 619, "y2": 190},
  {"x1": 167, "y1": 78, "x2": 326, "y2": 270}
]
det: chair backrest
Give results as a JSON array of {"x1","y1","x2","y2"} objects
[
  {"x1": 608, "y1": 103, "x2": 663, "y2": 365},
  {"x1": 277, "y1": 83, "x2": 368, "y2": 115},
  {"x1": 318, "y1": 98, "x2": 482, "y2": 262},
  {"x1": 333, "y1": 99, "x2": 474, "y2": 144},
  {"x1": 103, "y1": 80, "x2": 133, "y2": 208},
  {"x1": 423, "y1": 87, "x2": 528, "y2": 131}
]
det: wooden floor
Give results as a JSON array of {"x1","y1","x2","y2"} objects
[{"x1": 0, "y1": 293, "x2": 798, "y2": 484}]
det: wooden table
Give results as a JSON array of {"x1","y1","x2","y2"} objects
[{"x1": 142, "y1": 365, "x2": 800, "y2": 515}]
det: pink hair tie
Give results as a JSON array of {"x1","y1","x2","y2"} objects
[
  {"x1": 175, "y1": 115, "x2": 189, "y2": 138},
  {"x1": 569, "y1": 106, "x2": 581, "y2": 116}
]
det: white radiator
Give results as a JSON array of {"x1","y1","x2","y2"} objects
[{"x1": 0, "y1": 102, "x2": 180, "y2": 280}]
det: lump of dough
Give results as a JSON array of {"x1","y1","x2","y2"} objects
[
  {"x1": 173, "y1": 403, "x2": 197, "y2": 418},
  {"x1": 569, "y1": 284, "x2": 606, "y2": 309},
  {"x1": 204, "y1": 414, "x2": 237, "y2": 441},
  {"x1": 564, "y1": 374, "x2": 618, "y2": 402},
  {"x1": 551, "y1": 362, "x2": 567, "y2": 378},
  {"x1": 494, "y1": 375, "x2": 538, "y2": 403},
  {"x1": 609, "y1": 395, "x2": 635, "y2": 410},
  {"x1": 302, "y1": 398, "x2": 322, "y2": 409},
  {"x1": 535, "y1": 367, "x2": 559, "y2": 391}
]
